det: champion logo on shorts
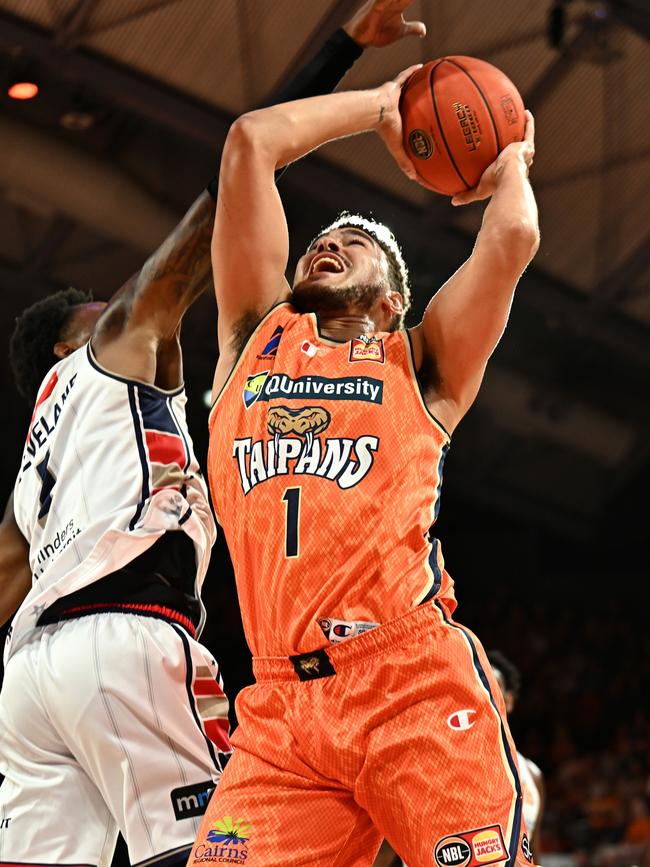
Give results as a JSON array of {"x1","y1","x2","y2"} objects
[
  {"x1": 193, "y1": 816, "x2": 253, "y2": 864},
  {"x1": 434, "y1": 824, "x2": 507, "y2": 867},
  {"x1": 447, "y1": 709, "x2": 477, "y2": 731}
]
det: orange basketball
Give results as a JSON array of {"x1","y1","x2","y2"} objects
[{"x1": 400, "y1": 56, "x2": 525, "y2": 196}]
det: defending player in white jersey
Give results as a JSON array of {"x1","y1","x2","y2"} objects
[
  {"x1": 0, "y1": 5, "x2": 429, "y2": 866},
  {"x1": 489, "y1": 650, "x2": 546, "y2": 863}
]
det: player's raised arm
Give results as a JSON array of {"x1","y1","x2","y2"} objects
[
  {"x1": 411, "y1": 111, "x2": 539, "y2": 434},
  {"x1": 0, "y1": 494, "x2": 31, "y2": 627},
  {"x1": 212, "y1": 65, "x2": 421, "y2": 357}
]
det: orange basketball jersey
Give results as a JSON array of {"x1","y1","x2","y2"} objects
[{"x1": 208, "y1": 303, "x2": 456, "y2": 657}]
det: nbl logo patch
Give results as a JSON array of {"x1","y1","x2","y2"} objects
[
  {"x1": 434, "y1": 824, "x2": 507, "y2": 867},
  {"x1": 349, "y1": 335, "x2": 385, "y2": 363}
]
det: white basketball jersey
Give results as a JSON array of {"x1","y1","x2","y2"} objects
[
  {"x1": 518, "y1": 751, "x2": 542, "y2": 840},
  {"x1": 8, "y1": 343, "x2": 215, "y2": 662}
]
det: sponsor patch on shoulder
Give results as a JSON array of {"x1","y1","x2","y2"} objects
[
  {"x1": 434, "y1": 824, "x2": 507, "y2": 867},
  {"x1": 349, "y1": 335, "x2": 385, "y2": 363}
]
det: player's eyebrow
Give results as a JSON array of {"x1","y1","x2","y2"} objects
[
  {"x1": 308, "y1": 227, "x2": 376, "y2": 250},
  {"x1": 340, "y1": 228, "x2": 376, "y2": 246}
]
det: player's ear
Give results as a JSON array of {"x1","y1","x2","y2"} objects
[
  {"x1": 386, "y1": 290, "x2": 404, "y2": 317},
  {"x1": 53, "y1": 340, "x2": 75, "y2": 359}
]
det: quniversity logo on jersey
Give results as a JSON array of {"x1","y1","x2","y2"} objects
[
  {"x1": 233, "y1": 405, "x2": 379, "y2": 495},
  {"x1": 447, "y1": 709, "x2": 477, "y2": 731},
  {"x1": 242, "y1": 370, "x2": 383, "y2": 409},
  {"x1": 434, "y1": 824, "x2": 507, "y2": 867}
]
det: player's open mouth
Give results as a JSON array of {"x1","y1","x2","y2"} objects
[{"x1": 309, "y1": 253, "x2": 345, "y2": 276}]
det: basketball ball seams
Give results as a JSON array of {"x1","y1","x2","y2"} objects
[
  {"x1": 430, "y1": 61, "x2": 471, "y2": 191},
  {"x1": 400, "y1": 66, "x2": 449, "y2": 195},
  {"x1": 400, "y1": 55, "x2": 524, "y2": 195},
  {"x1": 445, "y1": 57, "x2": 502, "y2": 154}
]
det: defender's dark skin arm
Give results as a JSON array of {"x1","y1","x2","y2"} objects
[
  {"x1": 91, "y1": 192, "x2": 215, "y2": 389},
  {"x1": 0, "y1": 495, "x2": 32, "y2": 627}
]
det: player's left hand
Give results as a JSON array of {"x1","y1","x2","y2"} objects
[
  {"x1": 451, "y1": 110, "x2": 536, "y2": 206},
  {"x1": 344, "y1": 0, "x2": 426, "y2": 48},
  {"x1": 376, "y1": 64, "x2": 423, "y2": 182}
]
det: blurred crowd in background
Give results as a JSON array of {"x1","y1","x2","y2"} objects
[{"x1": 461, "y1": 583, "x2": 650, "y2": 866}]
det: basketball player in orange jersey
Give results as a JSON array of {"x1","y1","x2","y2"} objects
[
  {"x1": 0, "y1": 4, "x2": 426, "y2": 866},
  {"x1": 191, "y1": 48, "x2": 539, "y2": 867}
]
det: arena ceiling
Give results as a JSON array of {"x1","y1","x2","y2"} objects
[{"x1": 0, "y1": 0, "x2": 648, "y2": 543}]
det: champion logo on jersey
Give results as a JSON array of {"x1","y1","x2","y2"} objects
[
  {"x1": 447, "y1": 709, "x2": 477, "y2": 731},
  {"x1": 257, "y1": 325, "x2": 284, "y2": 360},
  {"x1": 349, "y1": 335, "x2": 385, "y2": 364}
]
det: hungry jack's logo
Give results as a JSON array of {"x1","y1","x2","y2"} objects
[
  {"x1": 434, "y1": 824, "x2": 507, "y2": 867},
  {"x1": 349, "y1": 335, "x2": 385, "y2": 363}
]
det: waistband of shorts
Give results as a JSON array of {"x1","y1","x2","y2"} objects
[
  {"x1": 253, "y1": 599, "x2": 451, "y2": 682},
  {"x1": 38, "y1": 602, "x2": 197, "y2": 639}
]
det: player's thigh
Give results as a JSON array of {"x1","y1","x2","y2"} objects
[
  {"x1": 41, "y1": 615, "x2": 231, "y2": 865},
  {"x1": 359, "y1": 618, "x2": 529, "y2": 867},
  {"x1": 0, "y1": 640, "x2": 119, "y2": 867},
  {"x1": 188, "y1": 744, "x2": 382, "y2": 867}
]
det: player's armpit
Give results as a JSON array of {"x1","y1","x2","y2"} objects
[{"x1": 0, "y1": 493, "x2": 32, "y2": 627}]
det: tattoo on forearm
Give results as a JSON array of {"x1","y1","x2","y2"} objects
[
  {"x1": 379, "y1": 105, "x2": 385, "y2": 124},
  {"x1": 148, "y1": 192, "x2": 216, "y2": 306}
]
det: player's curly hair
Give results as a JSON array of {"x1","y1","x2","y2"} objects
[
  {"x1": 309, "y1": 212, "x2": 411, "y2": 330},
  {"x1": 9, "y1": 287, "x2": 92, "y2": 404},
  {"x1": 487, "y1": 650, "x2": 521, "y2": 698}
]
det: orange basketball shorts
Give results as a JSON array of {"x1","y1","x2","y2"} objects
[{"x1": 187, "y1": 601, "x2": 535, "y2": 867}]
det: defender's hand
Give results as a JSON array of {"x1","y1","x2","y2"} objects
[
  {"x1": 451, "y1": 110, "x2": 536, "y2": 206},
  {"x1": 344, "y1": 0, "x2": 426, "y2": 48},
  {"x1": 376, "y1": 64, "x2": 423, "y2": 182}
]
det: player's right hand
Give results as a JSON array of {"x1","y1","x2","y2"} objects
[
  {"x1": 451, "y1": 110, "x2": 536, "y2": 205},
  {"x1": 375, "y1": 64, "x2": 423, "y2": 183}
]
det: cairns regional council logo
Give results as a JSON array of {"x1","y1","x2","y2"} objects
[
  {"x1": 193, "y1": 816, "x2": 253, "y2": 864},
  {"x1": 434, "y1": 824, "x2": 507, "y2": 867}
]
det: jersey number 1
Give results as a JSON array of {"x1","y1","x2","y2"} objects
[{"x1": 282, "y1": 487, "x2": 301, "y2": 558}]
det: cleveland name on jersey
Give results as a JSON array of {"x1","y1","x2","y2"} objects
[
  {"x1": 208, "y1": 304, "x2": 456, "y2": 658},
  {"x1": 8, "y1": 344, "x2": 215, "y2": 662}
]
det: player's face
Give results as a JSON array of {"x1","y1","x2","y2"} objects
[
  {"x1": 67, "y1": 302, "x2": 107, "y2": 343},
  {"x1": 55, "y1": 302, "x2": 107, "y2": 359},
  {"x1": 292, "y1": 228, "x2": 391, "y2": 308}
]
